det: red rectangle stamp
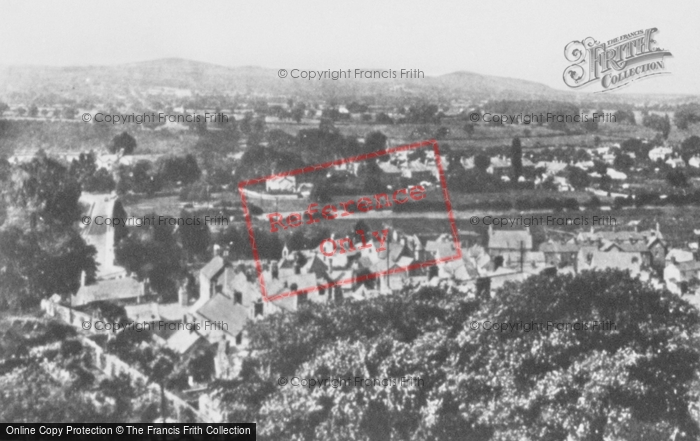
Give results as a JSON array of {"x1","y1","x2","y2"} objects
[{"x1": 237, "y1": 139, "x2": 461, "y2": 302}]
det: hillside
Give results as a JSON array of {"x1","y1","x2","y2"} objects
[
  {"x1": 0, "y1": 58, "x2": 569, "y2": 103},
  {"x1": 0, "y1": 58, "x2": 694, "y2": 107}
]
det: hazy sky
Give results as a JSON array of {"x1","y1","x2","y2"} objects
[{"x1": 0, "y1": 0, "x2": 696, "y2": 95}]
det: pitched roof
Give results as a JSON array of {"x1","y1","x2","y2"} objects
[
  {"x1": 616, "y1": 242, "x2": 650, "y2": 253},
  {"x1": 489, "y1": 229, "x2": 532, "y2": 250},
  {"x1": 539, "y1": 242, "x2": 580, "y2": 253},
  {"x1": 264, "y1": 273, "x2": 319, "y2": 297},
  {"x1": 200, "y1": 256, "x2": 227, "y2": 280},
  {"x1": 677, "y1": 260, "x2": 700, "y2": 272},
  {"x1": 579, "y1": 250, "x2": 642, "y2": 274},
  {"x1": 166, "y1": 329, "x2": 206, "y2": 355},
  {"x1": 72, "y1": 277, "x2": 145, "y2": 306},
  {"x1": 377, "y1": 242, "x2": 409, "y2": 263},
  {"x1": 124, "y1": 302, "x2": 160, "y2": 322},
  {"x1": 195, "y1": 293, "x2": 249, "y2": 338},
  {"x1": 580, "y1": 230, "x2": 645, "y2": 243},
  {"x1": 666, "y1": 249, "x2": 694, "y2": 263}
]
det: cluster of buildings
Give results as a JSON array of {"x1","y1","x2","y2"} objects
[{"x1": 40, "y1": 188, "x2": 700, "y2": 422}]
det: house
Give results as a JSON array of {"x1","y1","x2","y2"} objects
[
  {"x1": 577, "y1": 249, "x2": 643, "y2": 276},
  {"x1": 265, "y1": 176, "x2": 296, "y2": 193},
  {"x1": 646, "y1": 236, "x2": 668, "y2": 269},
  {"x1": 552, "y1": 176, "x2": 574, "y2": 192},
  {"x1": 576, "y1": 228, "x2": 646, "y2": 245},
  {"x1": 665, "y1": 249, "x2": 694, "y2": 265},
  {"x1": 599, "y1": 241, "x2": 652, "y2": 266},
  {"x1": 536, "y1": 160, "x2": 568, "y2": 176},
  {"x1": 664, "y1": 260, "x2": 700, "y2": 295},
  {"x1": 648, "y1": 146, "x2": 673, "y2": 162},
  {"x1": 192, "y1": 292, "x2": 249, "y2": 346},
  {"x1": 197, "y1": 256, "x2": 229, "y2": 307},
  {"x1": 666, "y1": 157, "x2": 686, "y2": 169},
  {"x1": 606, "y1": 168, "x2": 627, "y2": 180},
  {"x1": 539, "y1": 242, "x2": 580, "y2": 268},
  {"x1": 72, "y1": 276, "x2": 147, "y2": 307},
  {"x1": 263, "y1": 272, "x2": 325, "y2": 310},
  {"x1": 487, "y1": 225, "x2": 532, "y2": 268}
]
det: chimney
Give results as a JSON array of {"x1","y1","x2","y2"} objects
[
  {"x1": 80, "y1": 270, "x2": 86, "y2": 287},
  {"x1": 223, "y1": 267, "x2": 230, "y2": 292},
  {"x1": 178, "y1": 284, "x2": 189, "y2": 306}
]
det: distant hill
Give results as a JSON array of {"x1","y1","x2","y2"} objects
[
  {"x1": 0, "y1": 58, "x2": 691, "y2": 105},
  {"x1": 0, "y1": 58, "x2": 570, "y2": 103}
]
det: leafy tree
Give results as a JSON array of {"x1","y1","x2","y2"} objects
[
  {"x1": 620, "y1": 137, "x2": 651, "y2": 158},
  {"x1": 126, "y1": 160, "x2": 162, "y2": 195},
  {"x1": 364, "y1": 131, "x2": 387, "y2": 154},
  {"x1": 435, "y1": 126, "x2": 449, "y2": 139},
  {"x1": 667, "y1": 168, "x2": 689, "y2": 188},
  {"x1": 177, "y1": 212, "x2": 210, "y2": 259},
  {"x1": 217, "y1": 225, "x2": 253, "y2": 260},
  {"x1": 0, "y1": 154, "x2": 97, "y2": 310},
  {"x1": 352, "y1": 219, "x2": 372, "y2": 243},
  {"x1": 148, "y1": 352, "x2": 176, "y2": 422},
  {"x1": 0, "y1": 363, "x2": 102, "y2": 422},
  {"x1": 109, "y1": 131, "x2": 137, "y2": 156},
  {"x1": 291, "y1": 106, "x2": 305, "y2": 123},
  {"x1": 574, "y1": 148, "x2": 591, "y2": 161},
  {"x1": 463, "y1": 122, "x2": 475, "y2": 136},
  {"x1": 613, "y1": 152, "x2": 634, "y2": 171},
  {"x1": 62, "y1": 107, "x2": 77, "y2": 120},
  {"x1": 613, "y1": 109, "x2": 636, "y2": 125},
  {"x1": 115, "y1": 215, "x2": 184, "y2": 298},
  {"x1": 680, "y1": 136, "x2": 700, "y2": 164},
  {"x1": 222, "y1": 270, "x2": 700, "y2": 440},
  {"x1": 474, "y1": 153, "x2": 490, "y2": 172},
  {"x1": 6, "y1": 154, "x2": 83, "y2": 228},
  {"x1": 511, "y1": 137, "x2": 522, "y2": 181},
  {"x1": 375, "y1": 113, "x2": 394, "y2": 125},
  {"x1": 70, "y1": 151, "x2": 115, "y2": 193},
  {"x1": 582, "y1": 116, "x2": 598, "y2": 132},
  {"x1": 404, "y1": 104, "x2": 440, "y2": 124},
  {"x1": 287, "y1": 229, "x2": 308, "y2": 251},
  {"x1": 157, "y1": 154, "x2": 201, "y2": 186},
  {"x1": 567, "y1": 165, "x2": 590, "y2": 190},
  {"x1": 357, "y1": 160, "x2": 385, "y2": 194},
  {"x1": 439, "y1": 270, "x2": 700, "y2": 440},
  {"x1": 674, "y1": 104, "x2": 700, "y2": 130},
  {"x1": 309, "y1": 178, "x2": 332, "y2": 204},
  {"x1": 28, "y1": 105, "x2": 39, "y2": 118},
  {"x1": 643, "y1": 113, "x2": 672, "y2": 139}
]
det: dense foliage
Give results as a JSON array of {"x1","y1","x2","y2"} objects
[
  {"x1": 0, "y1": 154, "x2": 97, "y2": 310},
  {"x1": 211, "y1": 270, "x2": 700, "y2": 440}
]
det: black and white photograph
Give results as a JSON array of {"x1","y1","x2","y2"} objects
[{"x1": 1, "y1": 1, "x2": 700, "y2": 440}]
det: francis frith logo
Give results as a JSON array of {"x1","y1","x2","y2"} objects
[{"x1": 563, "y1": 27, "x2": 672, "y2": 92}]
